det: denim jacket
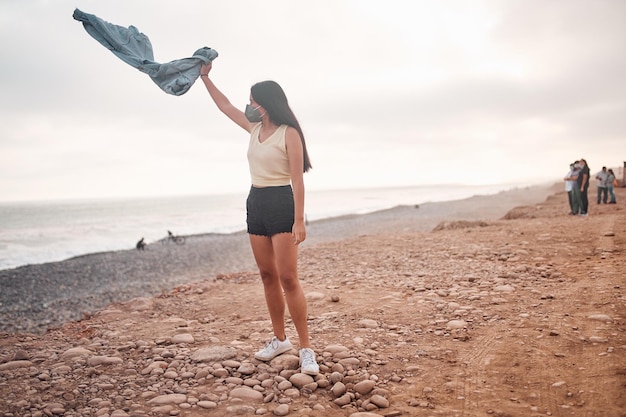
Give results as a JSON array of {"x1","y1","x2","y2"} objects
[{"x1": 73, "y1": 9, "x2": 218, "y2": 96}]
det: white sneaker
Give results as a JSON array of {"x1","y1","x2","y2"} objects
[
  {"x1": 254, "y1": 336, "x2": 293, "y2": 361},
  {"x1": 299, "y1": 348, "x2": 319, "y2": 376}
]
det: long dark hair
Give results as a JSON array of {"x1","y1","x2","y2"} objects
[{"x1": 251, "y1": 81, "x2": 312, "y2": 172}]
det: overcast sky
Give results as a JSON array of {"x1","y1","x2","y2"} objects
[{"x1": 1, "y1": 0, "x2": 624, "y2": 202}]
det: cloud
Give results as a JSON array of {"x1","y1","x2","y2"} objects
[{"x1": 1, "y1": 0, "x2": 625, "y2": 201}]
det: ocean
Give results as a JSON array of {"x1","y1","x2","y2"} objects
[{"x1": 0, "y1": 183, "x2": 527, "y2": 271}]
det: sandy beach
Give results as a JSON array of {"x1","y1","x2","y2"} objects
[
  {"x1": 0, "y1": 182, "x2": 624, "y2": 416},
  {"x1": 0, "y1": 183, "x2": 560, "y2": 335}
]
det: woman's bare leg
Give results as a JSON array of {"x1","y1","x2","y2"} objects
[
  {"x1": 249, "y1": 233, "x2": 310, "y2": 347},
  {"x1": 249, "y1": 234, "x2": 287, "y2": 340},
  {"x1": 270, "y1": 232, "x2": 311, "y2": 348}
]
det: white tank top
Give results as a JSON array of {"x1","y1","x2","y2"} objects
[{"x1": 247, "y1": 124, "x2": 291, "y2": 186}]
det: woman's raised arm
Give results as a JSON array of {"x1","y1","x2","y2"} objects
[{"x1": 199, "y1": 63, "x2": 251, "y2": 132}]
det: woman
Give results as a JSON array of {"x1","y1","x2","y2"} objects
[
  {"x1": 198, "y1": 62, "x2": 319, "y2": 375},
  {"x1": 607, "y1": 169, "x2": 617, "y2": 204}
]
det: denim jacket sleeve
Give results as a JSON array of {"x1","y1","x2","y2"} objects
[{"x1": 73, "y1": 9, "x2": 218, "y2": 96}]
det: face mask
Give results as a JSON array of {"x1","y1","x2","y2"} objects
[{"x1": 245, "y1": 104, "x2": 263, "y2": 123}]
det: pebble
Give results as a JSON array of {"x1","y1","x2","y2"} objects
[
  {"x1": 588, "y1": 336, "x2": 608, "y2": 343},
  {"x1": 587, "y1": 314, "x2": 612, "y2": 322},
  {"x1": 331, "y1": 381, "x2": 347, "y2": 397},
  {"x1": 370, "y1": 394, "x2": 389, "y2": 408},
  {"x1": 147, "y1": 394, "x2": 187, "y2": 405},
  {"x1": 0, "y1": 360, "x2": 33, "y2": 371},
  {"x1": 190, "y1": 346, "x2": 237, "y2": 362},
  {"x1": 305, "y1": 291, "x2": 326, "y2": 300},
  {"x1": 446, "y1": 320, "x2": 468, "y2": 330},
  {"x1": 289, "y1": 373, "x2": 315, "y2": 388},
  {"x1": 0, "y1": 341, "x2": 390, "y2": 414},
  {"x1": 274, "y1": 404, "x2": 290, "y2": 416},
  {"x1": 354, "y1": 380, "x2": 376, "y2": 395},
  {"x1": 358, "y1": 319, "x2": 379, "y2": 329},
  {"x1": 230, "y1": 387, "x2": 264, "y2": 402},
  {"x1": 60, "y1": 347, "x2": 93, "y2": 360},
  {"x1": 493, "y1": 284, "x2": 515, "y2": 293},
  {"x1": 171, "y1": 333, "x2": 194, "y2": 344},
  {"x1": 87, "y1": 356, "x2": 123, "y2": 366}
]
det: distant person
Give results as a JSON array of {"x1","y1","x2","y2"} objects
[
  {"x1": 595, "y1": 166, "x2": 609, "y2": 204},
  {"x1": 197, "y1": 62, "x2": 319, "y2": 375},
  {"x1": 564, "y1": 162, "x2": 579, "y2": 215},
  {"x1": 578, "y1": 158, "x2": 590, "y2": 216},
  {"x1": 136, "y1": 237, "x2": 146, "y2": 250},
  {"x1": 607, "y1": 169, "x2": 617, "y2": 204}
]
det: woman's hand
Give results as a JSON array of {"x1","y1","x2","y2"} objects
[
  {"x1": 200, "y1": 62, "x2": 212, "y2": 76},
  {"x1": 292, "y1": 220, "x2": 306, "y2": 245}
]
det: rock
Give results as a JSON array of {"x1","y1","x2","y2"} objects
[
  {"x1": 331, "y1": 381, "x2": 347, "y2": 397},
  {"x1": 325, "y1": 345, "x2": 349, "y2": 355},
  {"x1": 305, "y1": 291, "x2": 326, "y2": 300},
  {"x1": 270, "y1": 353, "x2": 299, "y2": 369},
  {"x1": 289, "y1": 372, "x2": 315, "y2": 388},
  {"x1": 60, "y1": 347, "x2": 93, "y2": 360},
  {"x1": 190, "y1": 346, "x2": 237, "y2": 362},
  {"x1": 334, "y1": 393, "x2": 352, "y2": 406},
  {"x1": 12, "y1": 350, "x2": 29, "y2": 361},
  {"x1": 446, "y1": 320, "x2": 468, "y2": 330},
  {"x1": 147, "y1": 394, "x2": 187, "y2": 405},
  {"x1": 493, "y1": 285, "x2": 515, "y2": 293},
  {"x1": 588, "y1": 336, "x2": 608, "y2": 343},
  {"x1": 274, "y1": 404, "x2": 291, "y2": 416},
  {"x1": 358, "y1": 319, "x2": 379, "y2": 328},
  {"x1": 226, "y1": 405, "x2": 256, "y2": 414},
  {"x1": 237, "y1": 363, "x2": 256, "y2": 375},
  {"x1": 329, "y1": 371, "x2": 343, "y2": 384},
  {"x1": 370, "y1": 394, "x2": 390, "y2": 408},
  {"x1": 87, "y1": 356, "x2": 123, "y2": 366},
  {"x1": 0, "y1": 360, "x2": 33, "y2": 371},
  {"x1": 354, "y1": 380, "x2": 376, "y2": 395},
  {"x1": 197, "y1": 401, "x2": 218, "y2": 409},
  {"x1": 222, "y1": 359, "x2": 241, "y2": 368},
  {"x1": 587, "y1": 314, "x2": 612, "y2": 322},
  {"x1": 278, "y1": 380, "x2": 293, "y2": 391},
  {"x1": 171, "y1": 333, "x2": 194, "y2": 344},
  {"x1": 230, "y1": 387, "x2": 264, "y2": 402}
]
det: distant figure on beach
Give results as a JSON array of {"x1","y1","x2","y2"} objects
[
  {"x1": 577, "y1": 158, "x2": 590, "y2": 216},
  {"x1": 595, "y1": 166, "x2": 609, "y2": 204},
  {"x1": 163, "y1": 230, "x2": 185, "y2": 245},
  {"x1": 197, "y1": 62, "x2": 318, "y2": 375},
  {"x1": 136, "y1": 237, "x2": 146, "y2": 250},
  {"x1": 564, "y1": 162, "x2": 581, "y2": 215},
  {"x1": 607, "y1": 169, "x2": 617, "y2": 204}
]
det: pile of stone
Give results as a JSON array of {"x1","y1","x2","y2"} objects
[{"x1": 0, "y1": 337, "x2": 395, "y2": 416}]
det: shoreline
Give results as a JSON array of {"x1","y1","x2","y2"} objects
[
  {"x1": 0, "y1": 182, "x2": 560, "y2": 334},
  {"x1": 0, "y1": 182, "x2": 555, "y2": 272}
]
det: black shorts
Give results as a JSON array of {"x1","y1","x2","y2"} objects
[{"x1": 246, "y1": 185, "x2": 294, "y2": 237}]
